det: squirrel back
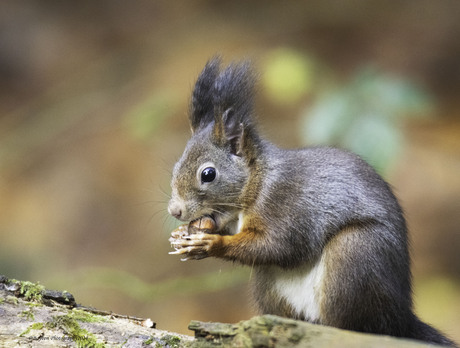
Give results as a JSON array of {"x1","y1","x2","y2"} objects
[{"x1": 168, "y1": 57, "x2": 457, "y2": 347}]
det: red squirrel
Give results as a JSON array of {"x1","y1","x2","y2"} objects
[{"x1": 168, "y1": 57, "x2": 456, "y2": 347}]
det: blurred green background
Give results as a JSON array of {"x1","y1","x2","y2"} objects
[{"x1": 1, "y1": 0, "x2": 459, "y2": 341}]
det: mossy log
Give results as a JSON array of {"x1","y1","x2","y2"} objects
[
  {"x1": 0, "y1": 275, "x2": 445, "y2": 347},
  {"x1": 0, "y1": 275, "x2": 191, "y2": 347},
  {"x1": 188, "y1": 315, "x2": 440, "y2": 348}
]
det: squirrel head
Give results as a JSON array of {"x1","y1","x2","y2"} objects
[{"x1": 168, "y1": 57, "x2": 261, "y2": 227}]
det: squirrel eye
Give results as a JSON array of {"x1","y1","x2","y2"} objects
[{"x1": 201, "y1": 167, "x2": 216, "y2": 183}]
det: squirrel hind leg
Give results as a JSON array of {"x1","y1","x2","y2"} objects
[
  {"x1": 320, "y1": 224, "x2": 457, "y2": 346},
  {"x1": 319, "y1": 222, "x2": 413, "y2": 336}
]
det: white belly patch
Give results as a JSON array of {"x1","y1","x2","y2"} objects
[
  {"x1": 272, "y1": 257, "x2": 326, "y2": 322},
  {"x1": 236, "y1": 211, "x2": 244, "y2": 234}
]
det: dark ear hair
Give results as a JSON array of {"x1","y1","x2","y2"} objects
[
  {"x1": 212, "y1": 60, "x2": 255, "y2": 124},
  {"x1": 211, "y1": 60, "x2": 256, "y2": 155},
  {"x1": 189, "y1": 57, "x2": 221, "y2": 133},
  {"x1": 221, "y1": 108, "x2": 244, "y2": 156}
]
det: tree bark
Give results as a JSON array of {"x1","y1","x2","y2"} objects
[{"x1": 0, "y1": 275, "x2": 445, "y2": 347}]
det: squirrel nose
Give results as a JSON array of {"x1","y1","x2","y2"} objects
[{"x1": 168, "y1": 201, "x2": 183, "y2": 220}]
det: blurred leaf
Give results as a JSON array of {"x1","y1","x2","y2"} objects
[
  {"x1": 124, "y1": 91, "x2": 178, "y2": 141},
  {"x1": 263, "y1": 48, "x2": 315, "y2": 105},
  {"x1": 349, "y1": 67, "x2": 434, "y2": 119},
  {"x1": 343, "y1": 114, "x2": 402, "y2": 173},
  {"x1": 301, "y1": 91, "x2": 355, "y2": 144},
  {"x1": 301, "y1": 66, "x2": 435, "y2": 175}
]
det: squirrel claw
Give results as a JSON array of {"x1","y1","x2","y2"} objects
[
  {"x1": 170, "y1": 225, "x2": 189, "y2": 238},
  {"x1": 169, "y1": 236, "x2": 191, "y2": 245},
  {"x1": 168, "y1": 232, "x2": 220, "y2": 260}
]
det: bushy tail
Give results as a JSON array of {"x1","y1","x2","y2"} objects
[{"x1": 409, "y1": 316, "x2": 457, "y2": 347}]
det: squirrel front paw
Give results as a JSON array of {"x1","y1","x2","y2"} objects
[
  {"x1": 169, "y1": 232, "x2": 221, "y2": 261},
  {"x1": 169, "y1": 224, "x2": 189, "y2": 240},
  {"x1": 169, "y1": 216, "x2": 218, "y2": 261}
]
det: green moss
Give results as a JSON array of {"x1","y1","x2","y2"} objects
[
  {"x1": 47, "y1": 314, "x2": 106, "y2": 348},
  {"x1": 6, "y1": 295, "x2": 18, "y2": 305},
  {"x1": 20, "y1": 322, "x2": 44, "y2": 336},
  {"x1": 20, "y1": 311, "x2": 107, "y2": 347},
  {"x1": 62, "y1": 290, "x2": 71, "y2": 303},
  {"x1": 7, "y1": 279, "x2": 45, "y2": 302},
  {"x1": 69, "y1": 309, "x2": 108, "y2": 323},
  {"x1": 143, "y1": 337, "x2": 154, "y2": 345},
  {"x1": 20, "y1": 281, "x2": 45, "y2": 302},
  {"x1": 19, "y1": 309, "x2": 35, "y2": 321},
  {"x1": 161, "y1": 335, "x2": 181, "y2": 348}
]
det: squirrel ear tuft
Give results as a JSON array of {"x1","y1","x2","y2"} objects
[
  {"x1": 189, "y1": 57, "x2": 221, "y2": 133},
  {"x1": 211, "y1": 59, "x2": 256, "y2": 155},
  {"x1": 222, "y1": 108, "x2": 244, "y2": 156},
  {"x1": 189, "y1": 57, "x2": 257, "y2": 148},
  {"x1": 212, "y1": 108, "x2": 249, "y2": 157}
]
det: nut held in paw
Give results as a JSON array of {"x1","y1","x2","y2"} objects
[{"x1": 188, "y1": 216, "x2": 216, "y2": 234}]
